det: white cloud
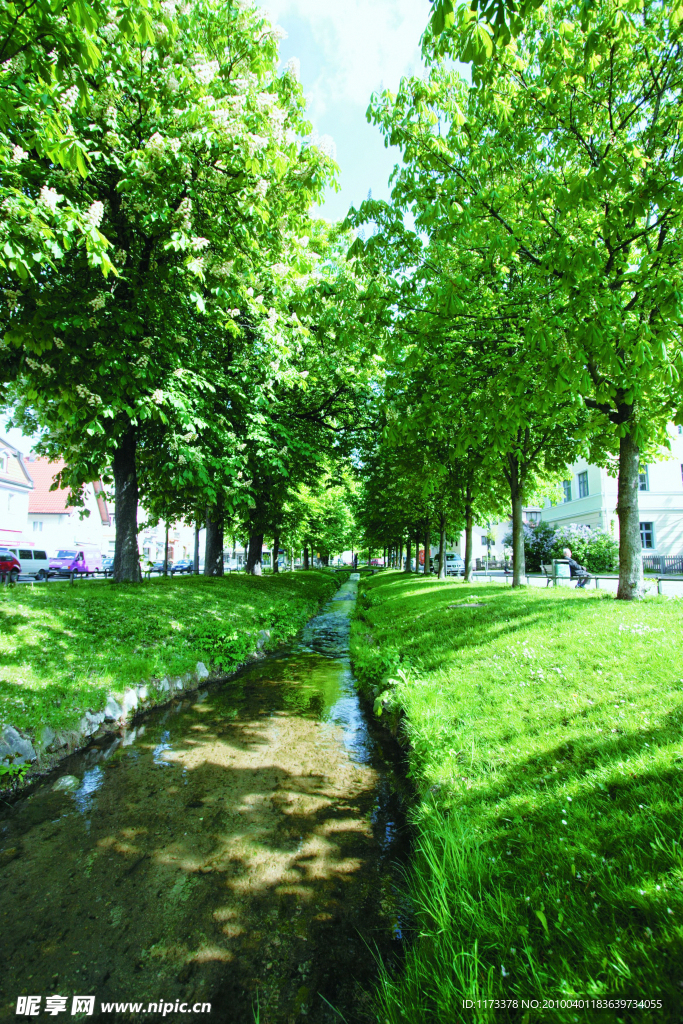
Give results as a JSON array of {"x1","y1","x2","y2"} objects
[{"x1": 262, "y1": 0, "x2": 430, "y2": 115}]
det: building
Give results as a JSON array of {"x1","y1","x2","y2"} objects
[
  {"x1": 541, "y1": 426, "x2": 683, "y2": 555},
  {"x1": 0, "y1": 437, "x2": 34, "y2": 546},
  {"x1": 25, "y1": 455, "x2": 110, "y2": 552},
  {"x1": 442, "y1": 507, "x2": 542, "y2": 566}
]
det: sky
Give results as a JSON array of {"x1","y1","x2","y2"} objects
[
  {"x1": 261, "y1": 0, "x2": 433, "y2": 222},
  {"x1": 2, "y1": 1, "x2": 434, "y2": 451}
]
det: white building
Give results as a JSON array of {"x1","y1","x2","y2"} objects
[
  {"x1": 442, "y1": 507, "x2": 542, "y2": 566},
  {"x1": 25, "y1": 455, "x2": 110, "y2": 552},
  {"x1": 0, "y1": 437, "x2": 34, "y2": 546},
  {"x1": 541, "y1": 427, "x2": 683, "y2": 555}
]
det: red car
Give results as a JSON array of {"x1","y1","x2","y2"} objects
[{"x1": 0, "y1": 548, "x2": 21, "y2": 582}]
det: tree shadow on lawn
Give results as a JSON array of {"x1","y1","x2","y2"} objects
[
  {"x1": 0, "y1": 575, "x2": 337, "y2": 730},
  {"x1": 362, "y1": 577, "x2": 621, "y2": 671},
  {"x1": 424, "y1": 711, "x2": 683, "y2": 1003}
]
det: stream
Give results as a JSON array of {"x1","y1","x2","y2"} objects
[{"x1": 0, "y1": 575, "x2": 409, "y2": 1023}]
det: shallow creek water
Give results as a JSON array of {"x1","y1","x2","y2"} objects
[{"x1": 0, "y1": 576, "x2": 409, "y2": 1023}]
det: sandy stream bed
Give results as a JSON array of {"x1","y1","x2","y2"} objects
[{"x1": 0, "y1": 578, "x2": 409, "y2": 1024}]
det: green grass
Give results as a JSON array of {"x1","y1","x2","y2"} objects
[
  {"x1": 351, "y1": 572, "x2": 683, "y2": 1024},
  {"x1": 0, "y1": 571, "x2": 338, "y2": 733}
]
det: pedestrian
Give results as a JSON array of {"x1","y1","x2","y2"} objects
[{"x1": 562, "y1": 547, "x2": 590, "y2": 588}]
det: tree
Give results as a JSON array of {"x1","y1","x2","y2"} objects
[
  {"x1": 1, "y1": 0, "x2": 334, "y2": 580},
  {"x1": 0, "y1": 0, "x2": 157, "y2": 283},
  {"x1": 420, "y1": 0, "x2": 683, "y2": 597}
]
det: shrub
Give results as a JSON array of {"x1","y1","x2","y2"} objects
[
  {"x1": 501, "y1": 521, "x2": 555, "y2": 571},
  {"x1": 503, "y1": 521, "x2": 619, "y2": 573},
  {"x1": 550, "y1": 523, "x2": 619, "y2": 573}
]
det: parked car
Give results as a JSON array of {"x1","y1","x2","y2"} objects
[
  {"x1": 0, "y1": 548, "x2": 21, "y2": 582},
  {"x1": 7, "y1": 547, "x2": 50, "y2": 580},
  {"x1": 369, "y1": 558, "x2": 385, "y2": 566},
  {"x1": 102, "y1": 557, "x2": 114, "y2": 574},
  {"x1": 444, "y1": 552, "x2": 466, "y2": 576},
  {"x1": 50, "y1": 545, "x2": 103, "y2": 576},
  {"x1": 170, "y1": 559, "x2": 193, "y2": 574}
]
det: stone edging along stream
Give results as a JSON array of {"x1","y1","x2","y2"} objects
[{"x1": 0, "y1": 628, "x2": 275, "y2": 797}]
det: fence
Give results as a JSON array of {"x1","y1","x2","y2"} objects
[
  {"x1": 475, "y1": 558, "x2": 511, "y2": 571},
  {"x1": 642, "y1": 555, "x2": 683, "y2": 575}
]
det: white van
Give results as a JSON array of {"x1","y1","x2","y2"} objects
[{"x1": 8, "y1": 546, "x2": 51, "y2": 580}]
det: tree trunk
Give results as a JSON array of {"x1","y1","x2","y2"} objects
[
  {"x1": 204, "y1": 505, "x2": 224, "y2": 576},
  {"x1": 464, "y1": 487, "x2": 473, "y2": 583},
  {"x1": 164, "y1": 521, "x2": 169, "y2": 576},
  {"x1": 272, "y1": 531, "x2": 280, "y2": 574},
  {"x1": 246, "y1": 532, "x2": 264, "y2": 575},
  {"x1": 113, "y1": 427, "x2": 140, "y2": 582},
  {"x1": 193, "y1": 522, "x2": 200, "y2": 575},
  {"x1": 303, "y1": 546, "x2": 310, "y2": 570},
  {"x1": 398, "y1": 540, "x2": 403, "y2": 572},
  {"x1": 290, "y1": 548, "x2": 294, "y2": 571},
  {"x1": 509, "y1": 457, "x2": 526, "y2": 587},
  {"x1": 415, "y1": 528, "x2": 421, "y2": 574},
  {"x1": 423, "y1": 518, "x2": 431, "y2": 576},
  {"x1": 438, "y1": 512, "x2": 446, "y2": 580},
  {"x1": 405, "y1": 535, "x2": 412, "y2": 573},
  {"x1": 616, "y1": 427, "x2": 644, "y2": 600}
]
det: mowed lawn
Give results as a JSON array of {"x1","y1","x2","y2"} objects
[
  {"x1": 351, "y1": 572, "x2": 683, "y2": 1024},
  {"x1": 0, "y1": 571, "x2": 339, "y2": 734}
]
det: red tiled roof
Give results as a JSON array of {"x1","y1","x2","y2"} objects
[
  {"x1": 27, "y1": 458, "x2": 72, "y2": 514},
  {"x1": 26, "y1": 457, "x2": 110, "y2": 523}
]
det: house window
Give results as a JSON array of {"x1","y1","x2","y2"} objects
[
  {"x1": 33, "y1": 521, "x2": 43, "y2": 532},
  {"x1": 526, "y1": 511, "x2": 541, "y2": 523},
  {"x1": 578, "y1": 471, "x2": 589, "y2": 498},
  {"x1": 639, "y1": 466, "x2": 649, "y2": 491},
  {"x1": 482, "y1": 536, "x2": 488, "y2": 546},
  {"x1": 562, "y1": 480, "x2": 572, "y2": 502},
  {"x1": 0, "y1": 454, "x2": 6, "y2": 472},
  {"x1": 640, "y1": 522, "x2": 654, "y2": 549}
]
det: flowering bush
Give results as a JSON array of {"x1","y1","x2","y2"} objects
[
  {"x1": 550, "y1": 524, "x2": 619, "y2": 573},
  {"x1": 503, "y1": 521, "x2": 619, "y2": 573}
]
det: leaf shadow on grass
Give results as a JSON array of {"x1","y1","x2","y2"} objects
[
  {"x1": 0, "y1": 573, "x2": 339, "y2": 732},
  {"x1": 355, "y1": 574, "x2": 683, "y2": 1019}
]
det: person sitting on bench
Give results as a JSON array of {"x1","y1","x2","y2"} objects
[{"x1": 562, "y1": 547, "x2": 590, "y2": 588}]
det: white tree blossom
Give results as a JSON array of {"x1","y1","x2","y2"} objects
[
  {"x1": 85, "y1": 201, "x2": 104, "y2": 228},
  {"x1": 192, "y1": 60, "x2": 219, "y2": 85},
  {"x1": 39, "y1": 186, "x2": 63, "y2": 212}
]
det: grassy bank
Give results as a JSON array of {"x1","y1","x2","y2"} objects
[
  {"x1": 0, "y1": 570, "x2": 339, "y2": 734},
  {"x1": 351, "y1": 572, "x2": 683, "y2": 1024}
]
